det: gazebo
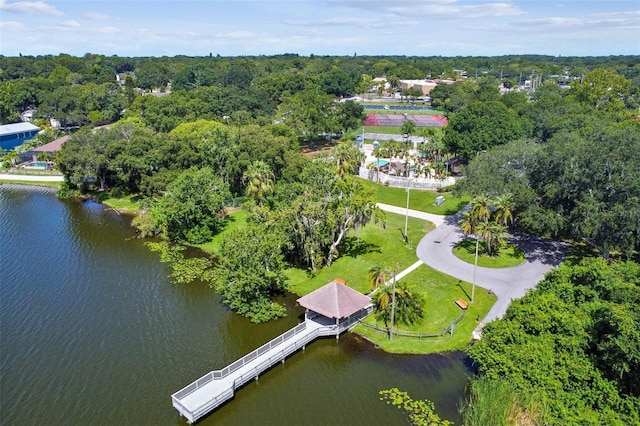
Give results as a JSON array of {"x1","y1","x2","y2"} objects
[{"x1": 296, "y1": 279, "x2": 372, "y2": 331}]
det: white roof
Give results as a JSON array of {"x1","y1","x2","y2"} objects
[{"x1": 0, "y1": 122, "x2": 40, "y2": 137}]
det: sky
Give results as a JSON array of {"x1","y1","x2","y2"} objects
[{"x1": 0, "y1": 0, "x2": 639, "y2": 57}]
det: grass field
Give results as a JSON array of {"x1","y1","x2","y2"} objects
[
  {"x1": 362, "y1": 126, "x2": 405, "y2": 135},
  {"x1": 94, "y1": 192, "x2": 142, "y2": 214},
  {"x1": 286, "y1": 211, "x2": 435, "y2": 295},
  {"x1": 89, "y1": 175, "x2": 490, "y2": 354},
  {"x1": 0, "y1": 180, "x2": 61, "y2": 189},
  {"x1": 362, "y1": 179, "x2": 470, "y2": 215},
  {"x1": 354, "y1": 263, "x2": 496, "y2": 353},
  {"x1": 453, "y1": 239, "x2": 526, "y2": 268},
  {"x1": 197, "y1": 209, "x2": 249, "y2": 254}
]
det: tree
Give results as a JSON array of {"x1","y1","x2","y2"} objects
[
  {"x1": 331, "y1": 141, "x2": 365, "y2": 178},
  {"x1": 569, "y1": 68, "x2": 632, "y2": 112},
  {"x1": 524, "y1": 123, "x2": 640, "y2": 258},
  {"x1": 459, "y1": 210, "x2": 481, "y2": 304},
  {"x1": 493, "y1": 193, "x2": 514, "y2": 226},
  {"x1": 213, "y1": 225, "x2": 288, "y2": 323},
  {"x1": 469, "y1": 259, "x2": 640, "y2": 425},
  {"x1": 243, "y1": 160, "x2": 275, "y2": 202},
  {"x1": 275, "y1": 90, "x2": 339, "y2": 142},
  {"x1": 368, "y1": 264, "x2": 388, "y2": 290},
  {"x1": 337, "y1": 100, "x2": 366, "y2": 131},
  {"x1": 319, "y1": 68, "x2": 356, "y2": 97},
  {"x1": 151, "y1": 167, "x2": 230, "y2": 244},
  {"x1": 280, "y1": 159, "x2": 377, "y2": 270},
  {"x1": 372, "y1": 280, "x2": 425, "y2": 330},
  {"x1": 444, "y1": 101, "x2": 531, "y2": 162},
  {"x1": 401, "y1": 119, "x2": 417, "y2": 137},
  {"x1": 459, "y1": 195, "x2": 514, "y2": 301}
]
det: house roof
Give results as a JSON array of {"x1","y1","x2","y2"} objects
[
  {"x1": 297, "y1": 280, "x2": 371, "y2": 319},
  {"x1": 32, "y1": 135, "x2": 70, "y2": 152},
  {"x1": 0, "y1": 122, "x2": 40, "y2": 137}
]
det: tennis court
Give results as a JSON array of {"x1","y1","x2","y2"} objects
[{"x1": 363, "y1": 114, "x2": 448, "y2": 127}]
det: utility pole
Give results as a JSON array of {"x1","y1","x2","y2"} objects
[{"x1": 389, "y1": 270, "x2": 397, "y2": 341}]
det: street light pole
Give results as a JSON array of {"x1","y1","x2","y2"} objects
[
  {"x1": 472, "y1": 235, "x2": 479, "y2": 303},
  {"x1": 404, "y1": 186, "x2": 410, "y2": 244},
  {"x1": 389, "y1": 269, "x2": 397, "y2": 341}
]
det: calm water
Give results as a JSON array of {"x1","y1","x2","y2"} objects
[{"x1": 0, "y1": 185, "x2": 473, "y2": 425}]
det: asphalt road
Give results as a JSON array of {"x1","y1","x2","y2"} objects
[{"x1": 378, "y1": 204, "x2": 570, "y2": 337}]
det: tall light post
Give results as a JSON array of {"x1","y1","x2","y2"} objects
[
  {"x1": 472, "y1": 234, "x2": 479, "y2": 304},
  {"x1": 404, "y1": 186, "x2": 410, "y2": 244},
  {"x1": 387, "y1": 269, "x2": 397, "y2": 341}
]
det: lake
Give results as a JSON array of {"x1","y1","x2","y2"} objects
[{"x1": 0, "y1": 185, "x2": 473, "y2": 425}]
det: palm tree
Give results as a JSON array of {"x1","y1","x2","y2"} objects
[
  {"x1": 485, "y1": 222, "x2": 510, "y2": 256},
  {"x1": 2, "y1": 150, "x2": 19, "y2": 168},
  {"x1": 372, "y1": 145, "x2": 383, "y2": 183},
  {"x1": 373, "y1": 281, "x2": 424, "y2": 334},
  {"x1": 459, "y1": 210, "x2": 481, "y2": 303},
  {"x1": 459, "y1": 196, "x2": 492, "y2": 304},
  {"x1": 332, "y1": 142, "x2": 365, "y2": 179},
  {"x1": 368, "y1": 264, "x2": 388, "y2": 291},
  {"x1": 493, "y1": 193, "x2": 514, "y2": 226},
  {"x1": 243, "y1": 160, "x2": 274, "y2": 202},
  {"x1": 471, "y1": 194, "x2": 492, "y2": 223}
]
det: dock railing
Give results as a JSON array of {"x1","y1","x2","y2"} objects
[
  {"x1": 172, "y1": 321, "x2": 309, "y2": 402},
  {"x1": 171, "y1": 308, "x2": 374, "y2": 423}
]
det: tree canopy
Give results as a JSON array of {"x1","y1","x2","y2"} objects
[{"x1": 469, "y1": 258, "x2": 640, "y2": 425}]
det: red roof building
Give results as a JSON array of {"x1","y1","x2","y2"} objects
[
  {"x1": 297, "y1": 279, "x2": 371, "y2": 320},
  {"x1": 32, "y1": 135, "x2": 70, "y2": 154}
]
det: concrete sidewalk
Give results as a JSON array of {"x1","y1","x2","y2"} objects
[
  {"x1": 376, "y1": 203, "x2": 445, "y2": 227},
  {"x1": 376, "y1": 202, "x2": 569, "y2": 338},
  {"x1": 0, "y1": 173, "x2": 64, "y2": 182}
]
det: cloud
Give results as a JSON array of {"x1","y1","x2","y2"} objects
[
  {"x1": 0, "y1": 0, "x2": 62, "y2": 16},
  {"x1": 61, "y1": 20, "x2": 80, "y2": 28},
  {"x1": 0, "y1": 20, "x2": 26, "y2": 30},
  {"x1": 491, "y1": 9, "x2": 640, "y2": 33},
  {"x1": 286, "y1": 16, "x2": 380, "y2": 27},
  {"x1": 85, "y1": 12, "x2": 109, "y2": 21},
  {"x1": 331, "y1": 0, "x2": 523, "y2": 19}
]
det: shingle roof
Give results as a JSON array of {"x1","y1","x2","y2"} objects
[
  {"x1": 32, "y1": 135, "x2": 70, "y2": 152},
  {"x1": 297, "y1": 280, "x2": 371, "y2": 319}
]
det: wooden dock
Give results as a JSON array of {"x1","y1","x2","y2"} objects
[{"x1": 171, "y1": 309, "x2": 371, "y2": 423}]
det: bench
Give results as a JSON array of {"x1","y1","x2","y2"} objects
[{"x1": 455, "y1": 298, "x2": 468, "y2": 310}]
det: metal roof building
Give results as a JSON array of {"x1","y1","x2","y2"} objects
[{"x1": 0, "y1": 122, "x2": 40, "y2": 151}]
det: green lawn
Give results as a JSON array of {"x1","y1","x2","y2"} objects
[
  {"x1": 354, "y1": 264, "x2": 496, "y2": 353},
  {"x1": 0, "y1": 180, "x2": 61, "y2": 189},
  {"x1": 453, "y1": 239, "x2": 526, "y2": 268},
  {"x1": 95, "y1": 185, "x2": 492, "y2": 354},
  {"x1": 286, "y1": 212, "x2": 435, "y2": 296},
  {"x1": 197, "y1": 209, "x2": 249, "y2": 254},
  {"x1": 363, "y1": 126, "x2": 405, "y2": 135},
  {"x1": 361, "y1": 179, "x2": 470, "y2": 215},
  {"x1": 95, "y1": 193, "x2": 142, "y2": 214}
]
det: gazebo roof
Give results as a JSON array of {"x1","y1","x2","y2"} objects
[{"x1": 297, "y1": 280, "x2": 371, "y2": 320}]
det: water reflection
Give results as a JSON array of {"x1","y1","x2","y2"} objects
[{"x1": 1, "y1": 186, "x2": 471, "y2": 426}]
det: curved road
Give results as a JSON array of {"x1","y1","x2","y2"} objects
[{"x1": 378, "y1": 203, "x2": 570, "y2": 337}]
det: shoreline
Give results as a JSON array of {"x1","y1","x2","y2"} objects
[{"x1": 1, "y1": 182, "x2": 479, "y2": 356}]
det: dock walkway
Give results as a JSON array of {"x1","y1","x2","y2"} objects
[{"x1": 171, "y1": 309, "x2": 371, "y2": 423}]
